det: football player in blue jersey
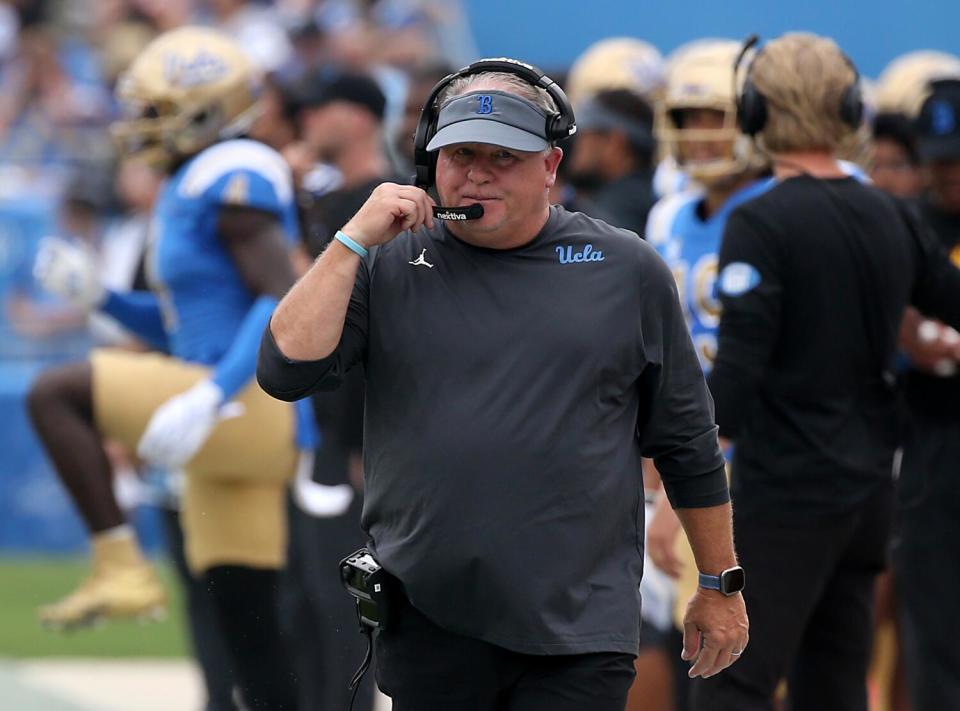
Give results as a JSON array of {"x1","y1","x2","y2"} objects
[
  {"x1": 629, "y1": 40, "x2": 772, "y2": 711},
  {"x1": 28, "y1": 27, "x2": 349, "y2": 710},
  {"x1": 646, "y1": 39, "x2": 773, "y2": 373}
]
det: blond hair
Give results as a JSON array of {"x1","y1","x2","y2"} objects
[{"x1": 751, "y1": 33, "x2": 859, "y2": 153}]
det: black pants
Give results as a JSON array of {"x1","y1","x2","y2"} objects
[
  {"x1": 281, "y1": 493, "x2": 375, "y2": 711},
  {"x1": 894, "y1": 412, "x2": 960, "y2": 711},
  {"x1": 206, "y1": 565, "x2": 299, "y2": 711},
  {"x1": 690, "y1": 484, "x2": 892, "y2": 711},
  {"x1": 375, "y1": 588, "x2": 636, "y2": 711},
  {"x1": 160, "y1": 508, "x2": 238, "y2": 711}
]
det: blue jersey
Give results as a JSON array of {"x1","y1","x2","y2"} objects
[
  {"x1": 646, "y1": 179, "x2": 773, "y2": 372},
  {"x1": 147, "y1": 139, "x2": 298, "y2": 365}
]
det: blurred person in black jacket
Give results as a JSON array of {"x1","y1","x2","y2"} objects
[
  {"x1": 566, "y1": 89, "x2": 657, "y2": 236},
  {"x1": 280, "y1": 68, "x2": 402, "y2": 711},
  {"x1": 892, "y1": 78, "x2": 960, "y2": 711},
  {"x1": 693, "y1": 33, "x2": 960, "y2": 711}
]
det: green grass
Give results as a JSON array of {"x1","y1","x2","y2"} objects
[{"x1": 0, "y1": 558, "x2": 188, "y2": 658}]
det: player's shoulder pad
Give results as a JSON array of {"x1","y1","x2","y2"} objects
[
  {"x1": 645, "y1": 189, "x2": 702, "y2": 247},
  {"x1": 177, "y1": 138, "x2": 293, "y2": 205}
]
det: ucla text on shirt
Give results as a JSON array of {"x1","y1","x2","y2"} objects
[{"x1": 556, "y1": 244, "x2": 605, "y2": 264}]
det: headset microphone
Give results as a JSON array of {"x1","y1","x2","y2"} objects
[{"x1": 432, "y1": 204, "x2": 485, "y2": 221}]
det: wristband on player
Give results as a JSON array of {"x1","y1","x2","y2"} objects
[{"x1": 335, "y1": 230, "x2": 369, "y2": 259}]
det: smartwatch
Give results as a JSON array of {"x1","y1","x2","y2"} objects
[{"x1": 698, "y1": 566, "x2": 745, "y2": 596}]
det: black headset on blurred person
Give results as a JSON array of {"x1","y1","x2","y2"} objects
[
  {"x1": 732, "y1": 34, "x2": 864, "y2": 138},
  {"x1": 412, "y1": 57, "x2": 577, "y2": 190}
]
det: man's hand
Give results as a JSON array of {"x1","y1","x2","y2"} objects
[
  {"x1": 137, "y1": 381, "x2": 244, "y2": 469},
  {"x1": 681, "y1": 588, "x2": 749, "y2": 679},
  {"x1": 647, "y1": 494, "x2": 684, "y2": 578},
  {"x1": 341, "y1": 183, "x2": 436, "y2": 248},
  {"x1": 33, "y1": 236, "x2": 105, "y2": 310}
]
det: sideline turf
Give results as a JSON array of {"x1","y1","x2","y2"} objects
[{"x1": 0, "y1": 558, "x2": 188, "y2": 658}]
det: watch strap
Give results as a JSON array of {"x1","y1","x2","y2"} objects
[{"x1": 698, "y1": 572, "x2": 722, "y2": 592}]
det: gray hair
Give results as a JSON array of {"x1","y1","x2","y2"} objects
[{"x1": 436, "y1": 71, "x2": 558, "y2": 115}]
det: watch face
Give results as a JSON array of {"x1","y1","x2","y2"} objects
[{"x1": 720, "y1": 567, "x2": 745, "y2": 595}]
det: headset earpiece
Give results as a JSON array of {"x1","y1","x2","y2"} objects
[
  {"x1": 412, "y1": 58, "x2": 577, "y2": 189},
  {"x1": 737, "y1": 80, "x2": 768, "y2": 137},
  {"x1": 733, "y1": 35, "x2": 767, "y2": 137},
  {"x1": 839, "y1": 82, "x2": 864, "y2": 129}
]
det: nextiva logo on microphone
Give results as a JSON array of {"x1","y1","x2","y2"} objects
[
  {"x1": 476, "y1": 95, "x2": 494, "y2": 114},
  {"x1": 556, "y1": 244, "x2": 605, "y2": 264},
  {"x1": 432, "y1": 204, "x2": 484, "y2": 220}
]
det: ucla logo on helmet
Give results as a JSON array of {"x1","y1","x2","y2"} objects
[
  {"x1": 931, "y1": 100, "x2": 956, "y2": 136},
  {"x1": 164, "y1": 50, "x2": 229, "y2": 87},
  {"x1": 476, "y1": 95, "x2": 494, "y2": 114}
]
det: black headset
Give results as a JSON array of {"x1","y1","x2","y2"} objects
[
  {"x1": 733, "y1": 35, "x2": 864, "y2": 137},
  {"x1": 412, "y1": 57, "x2": 577, "y2": 189}
]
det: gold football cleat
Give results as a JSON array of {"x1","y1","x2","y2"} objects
[{"x1": 38, "y1": 534, "x2": 167, "y2": 631}]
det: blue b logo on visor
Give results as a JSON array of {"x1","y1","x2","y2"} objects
[{"x1": 476, "y1": 95, "x2": 494, "y2": 114}]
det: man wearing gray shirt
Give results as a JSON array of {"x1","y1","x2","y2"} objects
[{"x1": 258, "y1": 59, "x2": 748, "y2": 711}]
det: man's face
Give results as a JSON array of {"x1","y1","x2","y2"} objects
[
  {"x1": 925, "y1": 158, "x2": 960, "y2": 214},
  {"x1": 870, "y1": 139, "x2": 922, "y2": 199},
  {"x1": 567, "y1": 130, "x2": 612, "y2": 190},
  {"x1": 299, "y1": 101, "x2": 361, "y2": 162},
  {"x1": 675, "y1": 108, "x2": 735, "y2": 166},
  {"x1": 434, "y1": 142, "x2": 562, "y2": 248}
]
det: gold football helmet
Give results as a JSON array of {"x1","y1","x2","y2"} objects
[
  {"x1": 111, "y1": 26, "x2": 262, "y2": 169},
  {"x1": 873, "y1": 50, "x2": 960, "y2": 118},
  {"x1": 566, "y1": 37, "x2": 665, "y2": 104},
  {"x1": 658, "y1": 39, "x2": 765, "y2": 184}
]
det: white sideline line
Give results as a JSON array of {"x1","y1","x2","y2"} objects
[
  {"x1": 2, "y1": 658, "x2": 393, "y2": 710},
  {"x1": 8, "y1": 659, "x2": 203, "y2": 711}
]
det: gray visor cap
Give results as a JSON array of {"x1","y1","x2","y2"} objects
[{"x1": 426, "y1": 90, "x2": 551, "y2": 152}]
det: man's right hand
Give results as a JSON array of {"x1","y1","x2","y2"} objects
[
  {"x1": 341, "y1": 183, "x2": 436, "y2": 249},
  {"x1": 33, "y1": 236, "x2": 105, "y2": 311}
]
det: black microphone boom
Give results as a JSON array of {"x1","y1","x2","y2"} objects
[{"x1": 432, "y1": 204, "x2": 485, "y2": 221}]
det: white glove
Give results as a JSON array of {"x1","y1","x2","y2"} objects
[
  {"x1": 137, "y1": 381, "x2": 246, "y2": 469},
  {"x1": 292, "y1": 451, "x2": 355, "y2": 518},
  {"x1": 33, "y1": 236, "x2": 106, "y2": 310}
]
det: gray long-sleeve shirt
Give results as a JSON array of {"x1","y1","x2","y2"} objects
[{"x1": 258, "y1": 205, "x2": 727, "y2": 655}]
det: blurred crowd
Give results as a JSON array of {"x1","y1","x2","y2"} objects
[
  {"x1": 0, "y1": 0, "x2": 474, "y2": 358},
  {"x1": 3, "y1": 2, "x2": 960, "y2": 711}
]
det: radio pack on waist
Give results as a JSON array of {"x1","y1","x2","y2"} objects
[
  {"x1": 338, "y1": 547, "x2": 391, "y2": 711},
  {"x1": 339, "y1": 547, "x2": 391, "y2": 631}
]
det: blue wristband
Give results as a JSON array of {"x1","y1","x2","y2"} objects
[{"x1": 335, "y1": 230, "x2": 369, "y2": 258}]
